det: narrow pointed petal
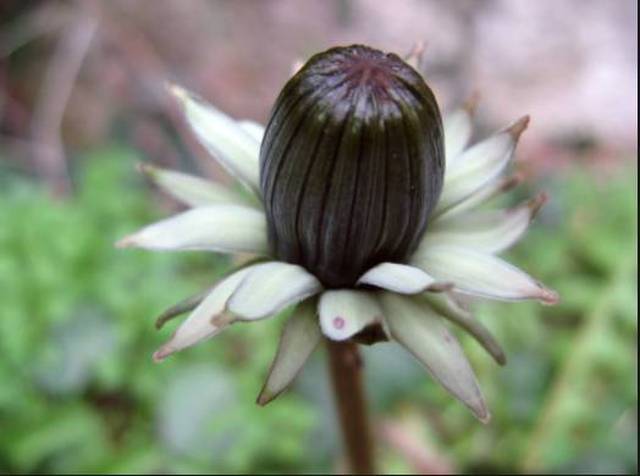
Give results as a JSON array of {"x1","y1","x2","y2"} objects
[
  {"x1": 116, "y1": 205, "x2": 268, "y2": 254},
  {"x1": 421, "y1": 193, "x2": 548, "y2": 254},
  {"x1": 412, "y1": 246, "x2": 559, "y2": 304},
  {"x1": 381, "y1": 293, "x2": 490, "y2": 422},
  {"x1": 443, "y1": 98, "x2": 477, "y2": 164},
  {"x1": 434, "y1": 173, "x2": 523, "y2": 221},
  {"x1": 357, "y1": 262, "x2": 449, "y2": 294},
  {"x1": 155, "y1": 288, "x2": 210, "y2": 330},
  {"x1": 424, "y1": 293, "x2": 506, "y2": 365},
  {"x1": 168, "y1": 84, "x2": 260, "y2": 194},
  {"x1": 152, "y1": 266, "x2": 254, "y2": 362},
  {"x1": 435, "y1": 116, "x2": 529, "y2": 213},
  {"x1": 257, "y1": 300, "x2": 321, "y2": 405},
  {"x1": 404, "y1": 40, "x2": 426, "y2": 70},
  {"x1": 238, "y1": 120, "x2": 265, "y2": 144},
  {"x1": 138, "y1": 163, "x2": 251, "y2": 208},
  {"x1": 228, "y1": 262, "x2": 322, "y2": 320},
  {"x1": 318, "y1": 290, "x2": 383, "y2": 341}
]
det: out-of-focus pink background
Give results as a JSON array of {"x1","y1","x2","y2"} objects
[{"x1": 2, "y1": 0, "x2": 636, "y2": 189}]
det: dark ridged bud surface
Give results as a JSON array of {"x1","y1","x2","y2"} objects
[{"x1": 260, "y1": 45, "x2": 444, "y2": 288}]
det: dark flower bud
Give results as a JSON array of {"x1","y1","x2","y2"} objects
[{"x1": 260, "y1": 45, "x2": 445, "y2": 288}]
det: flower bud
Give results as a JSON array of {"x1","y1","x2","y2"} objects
[{"x1": 260, "y1": 45, "x2": 444, "y2": 288}]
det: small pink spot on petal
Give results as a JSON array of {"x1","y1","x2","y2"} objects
[{"x1": 333, "y1": 316, "x2": 345, "y2": 330}]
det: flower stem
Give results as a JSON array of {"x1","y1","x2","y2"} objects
[{"x1": 326, "y1": 339, "x2": 375, "y2": 474}]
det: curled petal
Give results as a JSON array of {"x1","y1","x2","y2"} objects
[
  {"x1": 443, "y1": 97, "x2": 477, "y2": 164},
  {"x1": 154, "y1": 288, "x2": 210, "y2": 330},
  {"x1": 357, "y1": 262, "x2": 449, "y2": 294},
  {"x1": 435, "y1": 116, "x2": 529, "y2": 213},
  {"x1": 381, "y1": 293, "x2": 490, "y2": 422},
  {"x1": 238, "y1": 120, "x2": 265, "y2": 144},
  {"x1": 168, "y1": 84, "x2": 261, "y2": 195},
  {"x1": 412, "y1": 245, "x2": 559, "y2": 304},
  {"x1": 152, "y1": 266, "x2": 254, "y2": 362},
  {"x1": 424, "y1": 293, "x2": 506, "y2": 365},
  {"x1": 318, "y1": 290, "x2": 383, "y2": 341},
  {"x1": 138, "y1": 163, "x2": 251, "y2": 208},
  {"x1": 257, "y1": 300, "x2": 321, "y2": 405},
  {"x1": 228, "y1": 262, "x2": 322, "y2": 320},
  {"x1": 116, "y1": 205, "x2": 268, "y2": 255},
  {"x1": 421, "y1": 193, "x2": 548, "y2": 254}
]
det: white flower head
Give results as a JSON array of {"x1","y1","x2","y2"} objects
[{"x1": 117, "y1": 44, "x2": 558, "y2": 423}]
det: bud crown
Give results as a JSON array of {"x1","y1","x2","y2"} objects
[{"x1": 260, "y1": 45, "x2": 444, "y2": 288}]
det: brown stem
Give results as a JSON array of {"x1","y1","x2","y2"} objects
[{"x1": 326, "y1": 339, "x2": 375, "y2": 474}]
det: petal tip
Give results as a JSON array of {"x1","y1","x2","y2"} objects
[
  {"x1": 166, "y1": 82, "x2": 189, "y2": 104},
  {"x1": 290, "y1": 58, "x2": 304, "y2": 76},
  {"x1": 471, "y1": 397, "x2": 491, "y2": 424},
  {"x1": 319, "y1": 314, "x2": 350, "y2": 341},
  {"x1": 478, "y1": 409, "x2": 492, "y2": 424},
  {"x1": 540, "y1": 287, "x2": 560, "y2": 305},
  {"x1": 528, "y1": 192, "x2": 549, "y2": 220},
  {"x1": 256, "y1": 390, "x2": 274, "y2": 407},
  {"x1": 152, "y1": 347, "x2": 172, "y2": 363},
  {"x1": 155, "y1": 309, "x2": 180, "y2": 330},
  {"x1": 136, "y1": 162, "x2": 156, "y2": 177},
  {"x1": 405, "y1": 40, "x2": 426, "y2": 68},
  {"x1": 463, "y1": 90, "x2": 481, "y2": 115},
  {"x1": 500, "y1": 173, "x2": 525, "y2": 194},
  {"x1": 115, "y1": 235, "x2": 135, "y2": 249},
  {"x1": 507, "y1": 115, "x2": 530, "y2": 140}
]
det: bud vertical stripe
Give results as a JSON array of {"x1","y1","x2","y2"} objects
[{"x1": 260, "y1": 45, "x2": 444, "y2": 287}]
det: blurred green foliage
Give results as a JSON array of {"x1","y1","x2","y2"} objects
[{"x1": 0, "y1": 147, "x2": 636, "y2": 474}]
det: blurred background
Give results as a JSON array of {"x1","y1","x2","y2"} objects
[{"x1": 0, "y1": 0, "x2": 637, "y2": 473}]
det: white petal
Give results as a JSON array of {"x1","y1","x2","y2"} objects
[
  {"x1": 139, "y1": 163, "x2": 251, "y2": 208},
  {"x1": 444, "y1": 106, "x2": 474, "y2": 164},
  {"x1": 228, "y1": 262, "x2": 322, "y2": 320},
  {"x1": 318, "y1": 290, "x2": 383, "y2": 341},
  {"x1": 435, "y1": 116, "x2": 529, "y2": 213},
  {"x1": 357, "y1": 262, "x2": 447, "y2": 294},
  {"x1": 434, "y1": 174, "x2": 523, "y2": 221},
  {"x1": 238, "y1": 120, "x2": 265, "y2": 144},
  {"x1": 381, "y1": 293, "x2": 490, "y2": 422},
  {"x1": 424, "y1": 293, "x2": 506, "y2": 365},
  {"x1": 152, "y1": 266, "x2": 254, "y2": 362},
  {"x1": 169, "y1": 84, "x2": 260, "y2": 194},
  {"x1": 421, "y1": 194, "x2": 547, "y2": 254},
  {"x1": 116, "y1": 204, "x2": 268, "y2": 254},
  {"x1": 257, "y1": 300, "x2": 320, "y2": 405},
  {"x1": 412, "y1": 246, "x2": 559, "y2": 304}
]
